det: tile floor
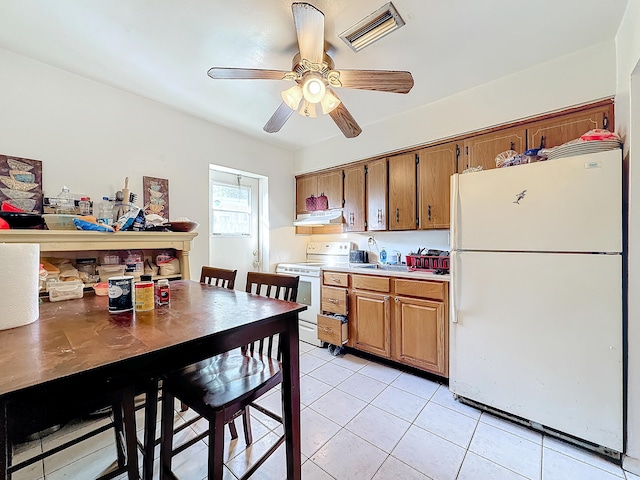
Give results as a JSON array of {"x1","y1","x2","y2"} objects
[{"x1": 11, "y1": 342, "x2": 638, "y2": 480}]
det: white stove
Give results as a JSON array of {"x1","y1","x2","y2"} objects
[{"x1": 276, "y1": 242, "x2": 351, "y2": 346}]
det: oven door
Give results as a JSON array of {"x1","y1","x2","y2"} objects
[{"x1": 295, "y1": 275, "x2": 322, "y2": 347}]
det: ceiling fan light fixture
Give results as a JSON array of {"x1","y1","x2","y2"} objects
[
  {"x1": 320, "y1": 88, "x2": 341, "y2": 114},
  {"x1": 301, "y1": 72, "x2": 326, "y2": 104},
  {"x1": 281, "y1": 84, "x2": 303, "y2": 110},
  {"x1": 339, "y1": 2, "x2": 405, "y2": 52}
]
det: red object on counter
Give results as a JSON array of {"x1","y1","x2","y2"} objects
[
  {"x1": 0, "y1": 218, "x2": 9, "y2": 229},
  {"x1": 1, "y1": 201, "x2": 24, "y2": 212},
  {"x1": 406, "y1": 254, "x2": 450, "y2": 271}
]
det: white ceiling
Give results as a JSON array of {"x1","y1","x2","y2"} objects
[{"x1": 0, "y1": 1, "x2": 629, "y2": 151}]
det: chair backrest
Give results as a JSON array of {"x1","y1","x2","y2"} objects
[
  {"x1": 200, "y1": 266, "x2": 237, "y2": 290},
  {"x1": 244, "y1": 272, "x2": 299, "y2": 359},
  {"x1": 245, "y1": 272, "x2": 299, "y2": 302}
]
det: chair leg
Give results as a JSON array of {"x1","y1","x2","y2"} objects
[
  {"x1": 208, "y1": 412, "x2": 225, "y2": 480},
  {"x1": 121, "y1": 387, "x2": 139, "y2": 480},
  {"x1": 242, "y1": 408, "x2": 252, "y2": 446},
  {"x1": 228, "y1": 419, "x2": 238, "y2": 441},
  {"x1": 112, "y1": 400, "x2": 126, "y2": 469},
  {"x1": 160, "y1": 390, "x2": 176, "y2": 479}
]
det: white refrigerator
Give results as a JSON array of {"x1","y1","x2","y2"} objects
[{"x1": 449, "y1": 149, "x2": 623, "y2": 453}]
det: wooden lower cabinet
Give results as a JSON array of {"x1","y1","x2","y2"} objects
[
  {"x1": 326, "y1": 269, "x2": 449, "y2": 377},
  {"x1": 392, "y1": 296, "x2": 448, "y2": 376},
  {"x1": 350, "y1": 290, "x2": 392, "y2": 358}
]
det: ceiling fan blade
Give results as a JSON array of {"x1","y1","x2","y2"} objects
[
  {"x1": 329, "y1": 100, "x2": 362, "y2": 138},
  {"x1": 208, "y1": 67, "x2": 291, "y2": 80},
  {"x1": 264, "y1": 102, "x2": 295, "y2": 133},
  {"x1": 334, "y1": 70, "x2": 414, "y2": 94},
  {"x1": 292, "y1": 3, "x2": 324, "y2": 64}
]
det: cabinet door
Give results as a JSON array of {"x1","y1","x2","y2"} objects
[
  {"x1": 296, "y1": 175, "x2": 318, "y2": 213},
  {"x1": 526, "y1": 104, "x2": 614, "y2": 150},
  {"x1": 350, "y1": 291, "x2": 391, "y2": 358},
  {"x1": 462, "y1": 127, "x2": 527, "y2": 172},
  {"x1": 343, "y1": 165, "x2": 366, "y2": 232},
  {"x1": 393, "y1": 296, "x2": 448, "y2": 376},
  {"x1": 317, "y1": 170, "x2": 343, "y2": 210},
  {"x1": 417, "y1": 143, "x2": 457, "y2": 230},
  {"x1": 388, "y1": 153, "x2": 417, "y2": 231},
  {"x1": 366, "y1": 159, "x2": 388, "y2": 231}
]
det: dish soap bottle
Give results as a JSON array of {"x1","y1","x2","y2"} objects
[{"x1": 380, "y1": 247, "x2": 387, "y2": 264}]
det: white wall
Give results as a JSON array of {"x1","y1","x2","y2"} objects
[
  {"x1": 294, "y1": 40, "x2": 617, "y2": 174},
  {"x1": 0, "y1": 48, "x2": 304, "y2": 277},
  {"x1": 615, "y1": 0, "x2": 640, "y2": 473}
]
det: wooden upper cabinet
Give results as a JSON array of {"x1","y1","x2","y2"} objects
[
  {"x1": 366, "y1": 159, "x2": 388, "y2": 231},
  {"x1": 317, "y1": 170, "x2": 343, "y2": 210},
  {"x1": 295, "y1": 169, "x2": 343, "y2": 214},
  {"x1": 295, "y1": 175, "x2": 318, "y2": 214},
  {"x1": 343, "y1": 165, "x2": 366, "y2": 232},
  {"x1": 388, "y1": 152, "x2": 417, "y2": 231},
  {"x1": 526, "y1": 103, "x2": 614, "y2": 150},
  {"x1": 417, "y1": 143, "x2": 457, "y2": 230},
  {"x1": 461, "y1": 126, "x2": 527, "y2": 172}
]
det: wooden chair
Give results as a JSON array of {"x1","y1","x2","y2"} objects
[
  {"x1": 200, "y1": 266, "x2": 237, "y2": 289},
  {"x1": 160, "y1": 272, "x2": 299, "y2": 480},
  {"x1": 177, "y1": 267, "x2": 239, "y2": 429}
]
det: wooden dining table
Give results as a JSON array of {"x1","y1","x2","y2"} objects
[{"x1": 0, "y1": 280, "x2": 306, "y2": 480}]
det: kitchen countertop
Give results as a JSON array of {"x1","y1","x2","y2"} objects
[{"x1": 322, "y1": 265, "x2": 450, "y2": 282}]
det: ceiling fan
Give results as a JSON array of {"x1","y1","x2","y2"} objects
[{"x1": 207, "y1": 2, "x2": 414, "y2": 138}]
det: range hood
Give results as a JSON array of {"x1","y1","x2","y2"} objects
[{"x1": 293, "y1": 209, "x2": 343, "y2": 226}]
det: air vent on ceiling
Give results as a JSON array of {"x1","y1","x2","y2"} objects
[{"x1": 339, "y1": 2, "x2": 405, "y2": 52}]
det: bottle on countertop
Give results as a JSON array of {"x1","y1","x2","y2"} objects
[
  {"x1": 155, "y1": 279, "x2": 170, "y2": 306},
  {"x1": 379, "y1": 247, "x2": 387, "y2": 264},
  {"x1": 78, "y1": 197, "x2": 92, "y2": 216},
  {"x1": 56, "y1": 186, "x2": 74, "y2": 214},
  {"x1": 97, "y1": 197, "x2": 114, "y2": 225}
]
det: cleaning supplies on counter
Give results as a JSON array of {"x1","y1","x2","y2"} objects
[{"x1": 379, "y1": 247, "x2": 387, "y2": 264}]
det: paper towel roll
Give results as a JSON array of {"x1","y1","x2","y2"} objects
[{"x1": 0, "y1": 243, "x2": 40, "y2": 330}]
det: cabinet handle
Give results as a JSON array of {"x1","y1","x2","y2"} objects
[
  {"x1": 330, "y1": 276, "x2": 341, "y2": 283},
  {"x1": 328, "y1": 298, "x2": 339, "y2": 304},
  {"x1": 603, "y1": 114, "x2": 609, "y2": 130},
  {"x1": 396, "y1": 208, "x2": 400, "y2": 222},
  {"x1": 510, "y1": 141, "x2": 515, "y2": 151},
  {"x1": 394, "y1": 297, "x2": 399, "y2": 302},
  {"x1": 350, "y1": 212, "x2": 355, "y2": 226},
  {"x1": 384, "y1": 296, "x2": 390, "y2": 302},
  {"x1": 428, "y1": 205, "x2": 432, "y2": 221},
  {"x1": 377, "y1": 208, "x2": 382, "y2": 224}
]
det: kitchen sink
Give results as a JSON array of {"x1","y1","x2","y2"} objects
[{"x1": 351, "y1": 264, "x2": 409, "y2": 272}]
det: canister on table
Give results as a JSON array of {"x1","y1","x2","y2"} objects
[
  {"x1": 155, "y1": 279, "x2": 170, "y2": 306},
  {"x1": 135, "y1": 274, "x2": 154, "y2": 311},
  {"x1": 108, "y1": 276, "x2": 134, "y2": 313}
]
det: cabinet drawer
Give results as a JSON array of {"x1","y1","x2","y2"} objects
[
  {"x1": 323, "y1": 271, "x2": 348, "y2": 287},
  {"x1": 394, "y1": 279, "x2": 445, "y2": 301},
  {"x1": 321, "y1": 286, "x2": 348, "y2": 315},
  {"x1": 352, "y1": 275, "x2": 390, "y2": 293},
  {"x1": 317, "y1": 314, "x2": 348, "y2": 345}
]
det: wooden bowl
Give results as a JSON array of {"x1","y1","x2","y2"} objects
[{"x1": 166, "y1": 221, "x2": 199, "y2": 232}]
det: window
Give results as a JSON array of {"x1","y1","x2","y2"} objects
[{"x1": 210, "y1": 181, "x2": 251, "y2": 236}]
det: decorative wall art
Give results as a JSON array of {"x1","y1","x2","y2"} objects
[
  {"x1": 142, "y1": 176, "x2": 169, "y2": 220},
  {"x1": 0, "y1": 154, "x2": 44, "y2": 213}
]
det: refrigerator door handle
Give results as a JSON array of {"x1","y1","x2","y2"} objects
[
  {"x1": 451, "y1": 250, "x2": 459, "y2": 323},
  {"x1": 450, "y1": 174, "x2": 460, "y2": 250}
]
